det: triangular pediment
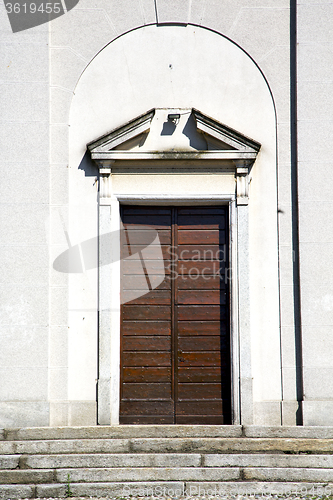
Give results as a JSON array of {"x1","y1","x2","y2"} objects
[
  {"x1": 192, "y1": 109, "x2": 260, "y2": 153},
  {"x1": 87, "y1": 109, "x2": 155, "y2": 153},
  {"x1": 88, "y1": 108, "x2": 261, "y2": 162}
]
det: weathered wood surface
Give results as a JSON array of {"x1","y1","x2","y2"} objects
[{"x1": 120, "y1": 206, "x2": 231, "y2": 424}]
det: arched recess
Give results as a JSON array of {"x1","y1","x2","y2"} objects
[{"x1": 68, "y1": 24, "x2": 280, "y2": 425}]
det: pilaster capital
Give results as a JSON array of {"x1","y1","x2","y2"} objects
[
  {"x1": 233, "y1": 160, "x2": 253, "y2": 206},
  {"x1": 96, "y1": 161, "x2": 114, "y2": 200},
  {"x1": 95, "y1": 160, "x2": 115, "y2": 175}
]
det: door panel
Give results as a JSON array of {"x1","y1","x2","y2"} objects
[
  {"x1": 126, "y1": 290, "x2": 171, "y2": 305},
  {"x1": 123, "y1": 367, "x2": 171, "y2": 382},
  {"x1": 178, "y1": 336, "x2": 225, "y2": 350},
  {"x1": 123, "y1": 336, "x2": 171, "y2": 351},
  {"x1": 178, "y1": 230, "x2": 221, "y2": 245},
  {"x1": 123, "y1": 383, "x2": 172, "y2": 399},
  {"x1": 123, "y1": 305, "x2": 170, "y2": 321},
  {"x1": 177, "y1": 305, "x2": 223, "y2": 321},
  {"x1": 177, "y1": 276, "x2": 222, "y2": 290},
  {"x1": 123, "y1": 275, "x2": 170, "y2": 290},
  {"x1": 178, "y1": 290, "x2": 226, "y2": 304},
  {"x1": 177, "y1": 383, "x2": 223, "y2": 399},
  {"x1": 122, "y1": 321, "x2": 171, "y2": 336},
  {"x1": 178, "y1": 321, "x2": 225, "y2": 335},
  {"x1": 178, "y1": 367, "x2": 223, "y2": 382},
  {"x1": 123, "y1": 352, "x2": 171, "y2": 367},
  {"x1": 176, "y1": 401, "x2": 224, "y2": 414},
  {"x1": 119, "y1": 206, "x2": 231, "y2": 424}
]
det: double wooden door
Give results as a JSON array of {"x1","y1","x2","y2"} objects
[{"x1": 120, "y1": 206, "x2": 231, "y2": 424}]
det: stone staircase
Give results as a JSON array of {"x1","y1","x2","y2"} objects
[{"x1": 1, "y1": 425, "x2": 333, "y2": 499}]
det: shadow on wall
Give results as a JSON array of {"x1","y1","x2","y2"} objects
[{"x1": 78, "y1": 150, "x2": 98, "y2": 178}]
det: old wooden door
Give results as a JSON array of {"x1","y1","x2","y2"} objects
[{"x1": 120, "y1": 206, "x2": 231, "y2": 424}]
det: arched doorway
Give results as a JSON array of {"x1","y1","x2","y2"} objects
[{"x1": 70, "y1": 25, "x2": 279, "y2": 425}]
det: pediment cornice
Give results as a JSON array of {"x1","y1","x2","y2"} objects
[{"x1": 87, "y1": 108, "x2": 261, "y2": 165}]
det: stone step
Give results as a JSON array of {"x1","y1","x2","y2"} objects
[
  {"x1": 33, "y1": 481, "x2": 333, "y2": 499},
  {"x1": 1, "y1": 425, "x2": 242, "y2": 441},
  {"x1": 204, "y1": 453, "x2": 333, "y2": 468},
  {"x1": 2, "y1": 425, "x2": 333, "y2": 442},
  {"x1": 3, "y1": 465, "x2": 333, "y2": 486},
  {"x1": 130, "y1": 437, "x2": 333, "y2": 454},
  {"x1": 0, "y1": 438, "x2": 130, "y2": 455},
  {"x1": 57, "y1": 467, "x2": 241, "y2": 482},
  {"x1": 0, "y1": 468, "x2": 238, "y2": 484},
  {"x1": 244, "y1": 426, "x2": 333, "y2": 439},
  {"x1": 2, "y1": 437, "x2": 333, "y2": 455},
  {"x1": 0, "y1": 456, "x2": 19, "y2": 469},
  {"x1": 1, "y1": 425, "x2": 333, "y2": 499},
  {"x1": 37, "y1": 481, "x2": 184, "y2": 499},
  {"x1": 243, "y1": 467, "x2": 333, "y2": 482},
  {"x1": 14, "y1": 452, "x2": 333, "y2": 469},
  {"x1": 0, "y1": 470, "x2": 54, "y2": 485},
  {"x1": 2, "y1": 479, "x2": 333, "y2": 498},
  {"x1": 21, "y1": 453, "x2": 202, "y2": 469},
  {"x1": 0, "y1": 485, "x2": 34, "y2": 500}
]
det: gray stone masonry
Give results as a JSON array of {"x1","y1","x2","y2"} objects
[
  {"x1": 3, "y1": 424, "x2": 242, "y2": 440},
  {"x1": 243, "y1": 468, "x2": 333, "y2": 482},
  {"x1": 0, "y1": 485, "x2": 34, "y2": 500},
  {"x1": 0, "y1": 469, "x2": 54, "y2": 484},
  {"x1": 22, "y1": 453, "x2": 202, "y2": 469},
  {"x1": 0, "y1": 456, "x2": 19, "y2": 469},
  {"x1": 0, "y1": 426, "x2": 333, "y2": 499},
  {"x1": 2, "y1": 424, "x2": 332, "y2": 441},
  {"x1": 244, "y1": 426, "x2": 333, "y2": 438},
  {"x1": 56, "y1": 467, "x2": 241, "y2": 482}
]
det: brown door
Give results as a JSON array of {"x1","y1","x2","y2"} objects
[{"x1": 120, "y1": 206, "x2": 231, "y2": 424}]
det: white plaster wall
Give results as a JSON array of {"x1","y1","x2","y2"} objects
[
  {"x1": 69, "y1": 25, "x2": 280, "y2": 424},
  {"x1": 297, "y1": 0, "x2": 333, "y2": 425},
  {"x1": 0, "y1": 0, "x2": 296, "y2": 427},
  {"x1": 0, "y1": 3, "x2": 50, "y2": 426}
]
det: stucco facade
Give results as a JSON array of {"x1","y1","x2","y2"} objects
[{"x1": 0, "y1": 0, "x2": 332, "y2": 427}]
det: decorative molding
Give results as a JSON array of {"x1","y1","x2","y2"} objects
[
  {"x1": 87, "y1": 108, "x2": 261, "y2": 167},
  {"x1": 88, "y1": 109, "x2": 261, "y2": 204},
  {"x1": 115, "y1": 194, "x2": 235, "y2": 203},
  {"x1": 237, "y1": 175, "x2": 249, "y2": 205},
  {"x1": 89, "y1": 109, "x2": 259, "y2": 426},
  {"x1": 87, "y1": 110, "x2": 155, "y2": 153},
  {"x1": 97, "y1": 160, "x2": 114, "y2": 199},
  {"x1": 91, "y1": 151, "x2": 257, "y2": 161},
  {"x1": 234, "y1": 160, "x2": 253, "y2": 206},
  {"x1": 100, "y1": 174, "x2": 112, "y2": 199},
  {"x1": 95, "y1": 160, "x2": 115, "y2": 171},
  {"x1": 193, "y1": 109, "x2": 261, "y2": 154}
]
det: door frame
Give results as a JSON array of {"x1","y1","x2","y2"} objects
[{"x1": 97, "y1": 193, "x2": 253, "y2": 425}]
